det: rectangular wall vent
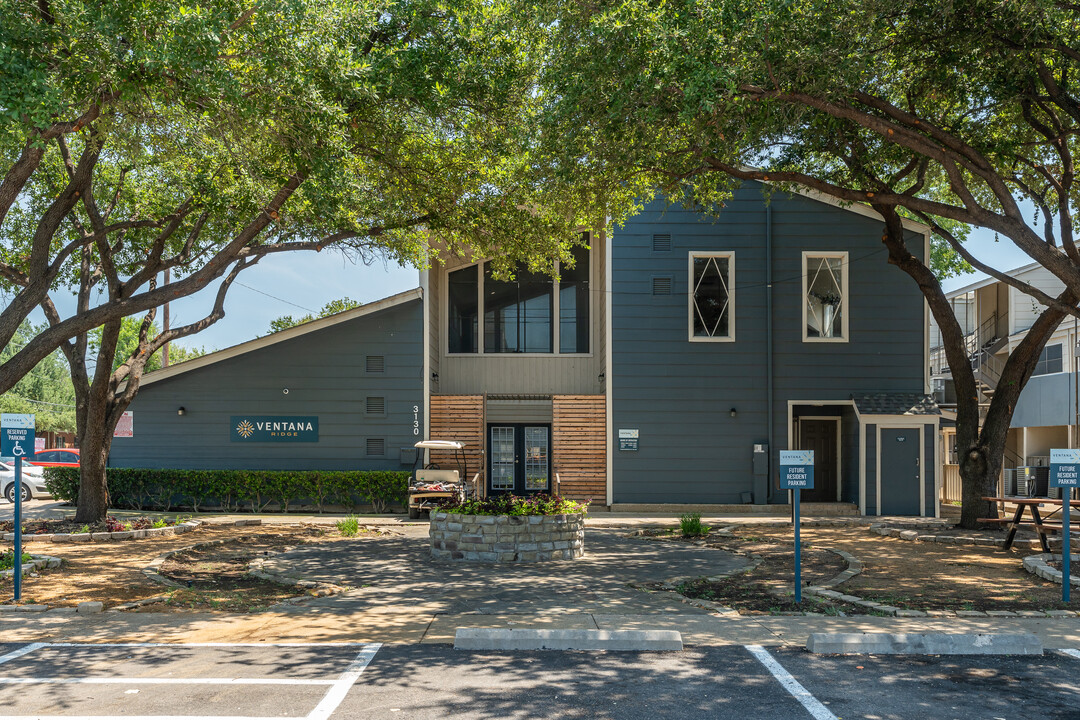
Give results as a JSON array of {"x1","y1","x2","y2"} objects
[
  {"x1": 366, "y1": 355, "x2": 385, "y2": 373},
  {"x1": 366, "y1": 396, "x2": 386, "y2": 414},
  {"x1": 652, "y1": 233, "x2": 672, "y2": 252},
  {"x1": 366, "y1": 438, "x2": 386, "y2": 456},
  {"x1": 652, "y1": 276, "x2": 673, "y2": 295}
]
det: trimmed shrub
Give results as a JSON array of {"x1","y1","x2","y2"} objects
[
  {"x1": 44, "y1": 467, "x2": 409, "y2": 514},
  {"x1": 439, "y1": 493, "x2": 588, "y2": 516}
]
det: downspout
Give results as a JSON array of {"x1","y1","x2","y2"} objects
[{"x1": 766, "y1": 203, "x2": 774, "y2": 505}]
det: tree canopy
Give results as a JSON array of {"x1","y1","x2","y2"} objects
[
  {"x1": 536, "y1": 0, "x2": 1080, "y2": 526},
  {"x1": 0, "y1": 321, "x2": 75, "y2": 433},
  {"x1": 267, "y1": 297, "x2": 361, "y2": 335}
]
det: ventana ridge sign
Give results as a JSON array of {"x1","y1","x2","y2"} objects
[{"x1": 230, "y1": 416, "x2": 319, "y2": 442}]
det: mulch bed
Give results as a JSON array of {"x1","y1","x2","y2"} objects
[
  {"x1": 641, "y1": 530, "x2": 848, "y2": 615},
  {"x1": 644, "y1": 524, "x2": 1075, "y2": 613},
  {"x1": 155, "y1": 530, "x2": 330, "y2": 612},
  {"x1": 2, "y1": 515, "x2": 183, "y2": 535}
]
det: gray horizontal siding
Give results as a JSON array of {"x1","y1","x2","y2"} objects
[
  {"x1": 109, "y1": 300, "x2": 424, "y2": 471},
  {"x1": 612, "y1": 183, "x2": 927, "y2": 504}
]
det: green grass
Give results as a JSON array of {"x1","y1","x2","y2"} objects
[
  {"x1": 336, "y1": 515, "x2": 360, "y2": 537},
  {"x1": 679, "y1": 512, "x2": 710, "y2": 537}
]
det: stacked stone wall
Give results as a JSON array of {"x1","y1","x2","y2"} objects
[{"x1": 429, "y1": 512, "x2": 585, "y2": 562}]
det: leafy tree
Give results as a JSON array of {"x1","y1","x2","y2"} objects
[
  {"x1": 538, "y1": 0, "x2": 1080, "y2": 527},
  {"x1": 0, "y1": 321, "x2": 76, "y2": 433},
  {"x1": 267, "y1": 297, "x2": 361, "y2": 334},
  {"x1": 0, "y1": 0, "x2": 600, "y2": 521}
]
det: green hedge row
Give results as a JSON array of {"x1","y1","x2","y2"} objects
[{"x1": 43, "y1": 467, "x2": 410, "y2": 514}]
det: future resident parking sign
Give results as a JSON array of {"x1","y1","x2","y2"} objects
[
  {"x1": 779, "y1": 450, "x2": 815, "y2": 490},
  {"x1": 1051, "y1": 448, "x2": 1080, "y2": 488}
]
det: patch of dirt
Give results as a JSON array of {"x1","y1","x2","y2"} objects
[
  {"x1": 0, "y1": 523, "x2": 385, "y2": 611},
  {"x1": 643, "y1": 531, "x2": 848, "y2": 615},
  {"x1": 726, "y1": 525, "x2": 1071, "y2": 612}
]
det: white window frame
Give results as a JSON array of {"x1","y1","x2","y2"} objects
[
  {"x1": 688, "y1": 251, "x2": 735, "y2": 343},
  {"x1": 802, "y1": 251, "x2": 849, "y2": 343}
]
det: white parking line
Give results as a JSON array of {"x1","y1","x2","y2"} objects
[
  {"x1": 745, "y1": 645, "x2": 838, "y2": 720},
  {"x1": 1061, "y1": 649, "x2": 1080, "y2": 660},
  {"x1": 307, "y1": 643, "x2": 382, "y2": 720},
  {"x1": 0, "y1": 642, "x2": 45, "y2": 666},
  {"x1": 0, "y1": 641, "x2": 384, "y2": 720}
]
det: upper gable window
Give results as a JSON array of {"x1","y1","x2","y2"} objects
[
  {"x1": 446, "y1": 236, "x2": 591, "y2": 355},
  {"x1": 803, "y1": 252, "x2": 848, "y2": 342},
  {"x1": 689, "y1": 252, "x2": 734, "y2": 342}
]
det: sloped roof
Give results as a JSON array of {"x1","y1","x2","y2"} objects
[
  {"x1": 852, "y1": 393, "x2": 941, "y2": 416},
  {"x1": 139, "y1": 288, "x2": 422, "y2": 387}
]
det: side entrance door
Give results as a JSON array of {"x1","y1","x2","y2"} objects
[
  {"x1": 798, "y1": 418, "x2": 839, "y2": 503},
  {"x1": 487, "y1": 424, "x2": 551, "y2": 495},
  {"x1": 880, "y1": 427, "x2": 921, "y2": 516}
]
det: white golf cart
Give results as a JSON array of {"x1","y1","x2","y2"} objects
[{"x1": 407, "y1": 440, "x2": 480, "y2": 519}]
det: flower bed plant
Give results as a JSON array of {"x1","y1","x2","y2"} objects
[
  {"x1": 0, "y1": 552, "x2": 33, "y2": 572},
  {"x1": 3, "y1": 515, "x2": 182, "y2": 536},
  {"x1": 438, "y1": 493, "x2": 589, "y2": 516}
]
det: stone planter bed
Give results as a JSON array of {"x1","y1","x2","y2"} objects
[
  {"x1": 3, "y1": 521, "x2": 201, "y2": 544},
  {"x1": 429, "y1": 511, "x2": 585, "y2": 562},
  {"x1": 0, "y1": 554, "x2": 61, "y2": 579}
]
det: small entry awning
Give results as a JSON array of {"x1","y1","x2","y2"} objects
[{"x1": 852, "y1": 393, "x2": 941, "y2": 416}]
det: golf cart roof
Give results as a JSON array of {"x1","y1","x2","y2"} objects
[{"x1": 413, "y1": 440, "x2": 466, "y2": 450}]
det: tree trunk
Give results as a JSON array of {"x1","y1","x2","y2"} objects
[{"x1": 73, "y1": 410, "x2": 113, "y2": 523}]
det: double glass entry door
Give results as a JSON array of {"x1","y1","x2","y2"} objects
[{"x1": 487, "y1": 424, "x2": 551, "y2": 495}]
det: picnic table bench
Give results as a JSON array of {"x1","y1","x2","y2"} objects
[{"x1": 980, "y1": 496, "x2": 1080, "y2": 552}]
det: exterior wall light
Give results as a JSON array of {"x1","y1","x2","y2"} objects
[
  {"x1": 730, "y1": 407, "x2": 737, "y2": 418},
  {"x1": 177, "y1": 407, "x2": 186, "y2": 416},
  {"x1": 431, "y1": 372, "x2": 439, "y2": 382},
  {"x1": 282, "y1": 388, "x2": 289, "y2": 395}
]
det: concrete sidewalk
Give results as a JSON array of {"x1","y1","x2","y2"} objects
[{"x1": 1, "y1": 608, "x2": 1079, "y2": 649}]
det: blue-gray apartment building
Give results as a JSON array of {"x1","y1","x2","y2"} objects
[{"x1": 110, "y1": 182, "x2": 941, "y2": 516}]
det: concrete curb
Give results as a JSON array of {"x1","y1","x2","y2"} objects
[
  {"x1": 454, "y1": 628, "x2": 683, "y2": 651},
  {"x1": 807, "y1": 632, "x2": 1043, "y2": 655},
  {"x1": 0, "y1": 553, "x2": 61, "y2": 579}
]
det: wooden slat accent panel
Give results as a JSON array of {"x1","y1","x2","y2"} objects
[
  {"x1": 553, "y1": 395, "x2": 607, "y2": 503},
  {"x1": 429, "y1": 395, "x2": 484, "y2": 484}
]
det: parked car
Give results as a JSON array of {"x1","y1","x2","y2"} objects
[
  {"x1": 28, "y1": 448, "x2": 80, "y2": 468},
  {"x1": 0, "y1": 458, "x2": 51, "y2": 502}
]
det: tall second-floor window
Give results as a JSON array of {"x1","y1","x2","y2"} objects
[
  {"x1": 689, "y1": 252, "x2": 734, "y2": 341},
  {"x1": 446, "y1": 238, "x2": 590, "y2": 354},
  {"x1": 803, "y1": 252, "x2": 849, "y2": 342},
  {"x1": 1033, "y1": 344, "x2": 1063, "y2": 376}
]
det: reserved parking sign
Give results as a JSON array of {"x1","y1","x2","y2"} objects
[{"x1": 779, "y1": 450, "x2": 815, "y2": 490}]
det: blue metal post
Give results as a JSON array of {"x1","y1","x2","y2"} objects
[
  {"x1": 1064, "y1": 492, "x2": 1071, "y2": 603},
  {"x1": 13, "y1": 457, "x2": 22, "y2": 601},
  {"x1": 794, "y1": 488, "x2": 801, "y2": 603}
]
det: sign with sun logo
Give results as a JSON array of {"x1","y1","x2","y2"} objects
[{"x1": 230, "y1": 416, "x2": 319, "y2": 442}]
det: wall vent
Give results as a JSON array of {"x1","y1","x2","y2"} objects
[
  {"x1": 652, "y1": 276, "x2": 673, "y2": 295},
  {"x1": 652, "y1": 233, "x2": 672, "y2": 252},
  {"x1": 366, "y1": 396, "x2": 386, "y2": 415},
  {"x1": 366, "y1": 438, "x2": 386, "y2": 456},
  {"x1": 366, "y1": 355, "x2": 385, "y2": 373}
]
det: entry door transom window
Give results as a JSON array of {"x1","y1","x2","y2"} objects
[
  {"x1": 803, "y1": 252, "x2": 848, "y2": 342},
  {"x1": 689, "y1": 252, "x2": 734, "y2": 342}
]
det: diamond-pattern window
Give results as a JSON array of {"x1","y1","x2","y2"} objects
[
  {"x1": 691, "y1": 254, "x2": 733, "y2": 340},
  {"x1": 805, "y1": 255, "x2": 845, "y2": 339}
]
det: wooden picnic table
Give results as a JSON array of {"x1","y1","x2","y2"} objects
[{"x1": 980, "y1": 496, "x2": 1080, "y2": 552}]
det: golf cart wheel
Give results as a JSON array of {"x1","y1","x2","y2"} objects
[
  {"x1": 408, "y1": 506, "x2": 420, "y2": 519},
  {"x1": 5, "y1": 483, "x2": 30, "y2": 503}
]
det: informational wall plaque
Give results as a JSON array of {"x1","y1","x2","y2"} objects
[{"x1": 230, "y1": 416, "x2": 319, "y2": 442}]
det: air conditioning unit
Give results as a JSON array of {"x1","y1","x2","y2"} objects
[{"x1": 1019, "y1": 466, "x2": 1050, "y2": 497}]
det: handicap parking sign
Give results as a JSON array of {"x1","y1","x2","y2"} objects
[{"x1": 1, "y1": 413, "x2": 35, "y2": 458}]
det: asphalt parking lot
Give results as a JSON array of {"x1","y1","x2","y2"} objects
[{"x1": 0, "y1": 641, "x2": 1077, "y2": 720}]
